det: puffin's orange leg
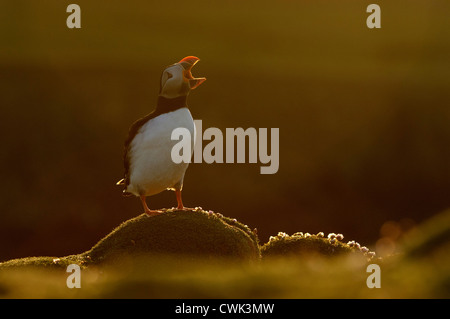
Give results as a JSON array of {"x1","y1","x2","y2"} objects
[
  {"x1": 140, "y1": 196, "x2": 162, "y2": 217},
  {"x1": 176, "y1": 190, "x2": 184, "y2": 210}
]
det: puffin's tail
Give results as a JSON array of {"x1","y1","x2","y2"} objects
[
  {"x1": 122, "y1": 190, "x2": 133, "y2": 197},
  {"x1": 116, "y1": 178, "x2": 133, "y2": 197}
]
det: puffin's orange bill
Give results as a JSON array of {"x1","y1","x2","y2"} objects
[
  {"x1": 179, "y1": 56, "x2": 200, "y2": 65},
  {"x1": 189, "y1": 77, "x2": 206, "y2": 89}
]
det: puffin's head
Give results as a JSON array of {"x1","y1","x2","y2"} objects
[{"x1": 159, "y1": 56, "x2": 206, "y2": 99}]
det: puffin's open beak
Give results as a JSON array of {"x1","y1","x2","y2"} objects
[{"x1": 179, "y1": 56, "x2": 206, "y2": 90}]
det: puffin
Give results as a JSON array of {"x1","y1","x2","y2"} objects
[{"x1": 116, "y1": 56, "x2": 206, "y2": 216}]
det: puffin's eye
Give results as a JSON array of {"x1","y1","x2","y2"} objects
[{"x1": 166, "y1": 72, "x2": 173, "y2": 79}]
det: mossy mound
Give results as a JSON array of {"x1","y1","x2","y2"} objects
[
  {"x1": 0, "y1": 255, "x2": 83, "y2": 270},
  {"x1": 83, "y1": 208, "x2": 260, "y2": 264},
  {"x1": 261, "y1": 231, "x2": 376, "y2": 260}
]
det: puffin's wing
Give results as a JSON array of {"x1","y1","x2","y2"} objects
[{"x1": 119, "y1": 111, "x2": 158, "y2": 188}]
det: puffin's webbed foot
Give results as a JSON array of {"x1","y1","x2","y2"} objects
[
  {"x1": 145, "y1": 209, "x2": 163, "y2": 217},
  {"x1": 140, "y1": 196, "x2": 163, "y2": 217}
]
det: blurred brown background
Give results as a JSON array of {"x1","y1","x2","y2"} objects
[{"x1": 0, "y1": 1, "x2": 449, "y2": 262}]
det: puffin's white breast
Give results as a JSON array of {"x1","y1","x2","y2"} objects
[{"x1": 127, "y1": 108, "x2": 195, "y2": 196}]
